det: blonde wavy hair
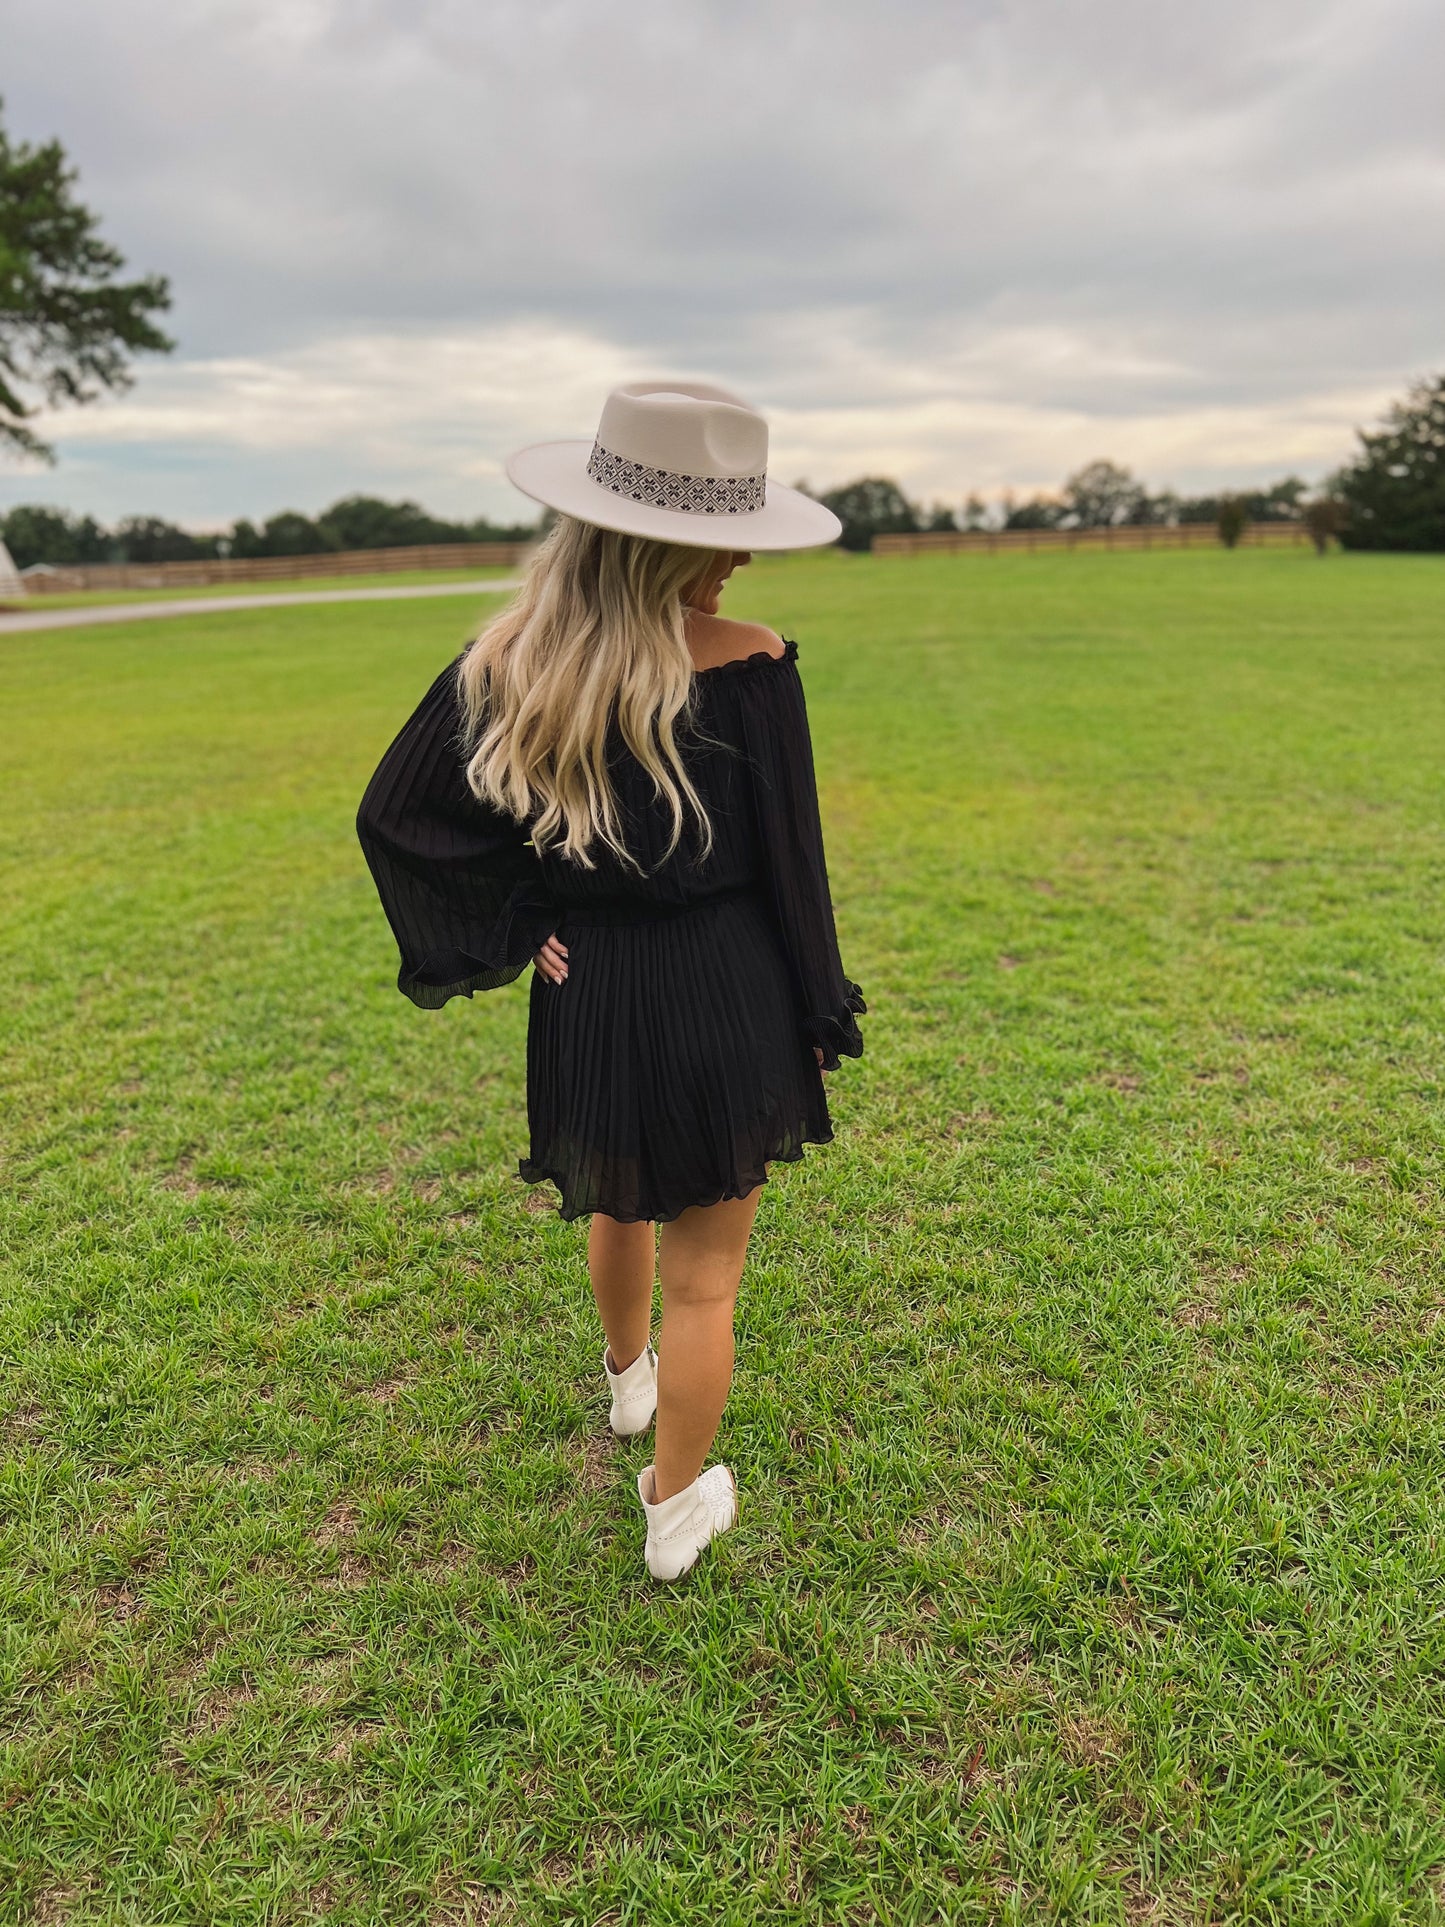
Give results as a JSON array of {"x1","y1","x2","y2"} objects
[{"x1": 458, "y1": 515, "x2": 722, "y2": 870}]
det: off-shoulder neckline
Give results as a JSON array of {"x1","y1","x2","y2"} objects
[{"x1": 691, "y1": 636, "x2": 798, "y2": 680}]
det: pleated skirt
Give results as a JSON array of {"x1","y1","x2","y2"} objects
[{"x1": 518, "y1": 891, "x2": 834, "y2": 1222}]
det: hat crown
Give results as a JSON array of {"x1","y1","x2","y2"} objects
[{"x1": 595, "y1": 381, "x2": 768, "y2": 482}]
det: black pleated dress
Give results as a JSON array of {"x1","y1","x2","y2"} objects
[{"x1": 356, "y1": 639, "x2": 864, "y2": 1223}]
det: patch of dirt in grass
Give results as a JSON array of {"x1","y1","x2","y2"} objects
[
  {"x1": 898, "y1": 1505, "x2": 960, "y2": 1551},
  {"x1": 188, "y1": 1681, "x2": 257, "y2": 1733},
  {"x1": 229, "y1": 1454, "x2": 299, "y2": 1486},
  {"x1": 1097, "y1": 1070, "x2": 1142, "y2": 1093},
  {"x1": 1172, "y1": 1298, "x2": 1222, "y2": 1331},
  {"x1": 996, "y1": 953, "x2": 1023, "y2": 971},
  {"x1": 95, "y1": 1583, "x2": 144, "y2": 1622},
  {"x1": 1058, "y1": 1707, "x2": 1128, "y2": 1766},
  {"x1": 915, "y1": 1736, "x2": 989, "y2": 1796},
  {"x1": 420, "y1": 1543, "x2": 474, "y2": 1580},
  {"x1": 311, "y1": 1504, "x2": 375, "y2": 1588},
  {"x1": 1192, "y1": 1065, "x2": 1251, "y2": 1087},
  {"x1": 31, "y1": 1881, "x2": 96, "y2": 1924},
  {"x1": 321, "y1": 1553, "x2": 373, "y2": 1590},
  {"x1": 2, "y1": 1402, "x2": 44, "y2": 1444},
  {"x1": 364, "y1": 1374, "x2": 410, "y2": 1403},
  {"x1": 158, "y1": 1156, "x2": 206, "y2": 1198},
  {"x1": 430, "y1": 1890, "x2": 521, "y2": 1925},
  {"x1": 489, "y1": 1554, "x2": 536, "y2": 1596},
  {"x1": 157, "y1": 1154, "x2": 239, "y2": 1197},
  {"x1": 316, "y1": 1502, "x2": 361, "y2": 1547},
  {"x1": 522, "y1": 1188, "x2": 555, "y2": 1215},
  {"x1": 1345, "y1": 1155, "x2": 1384, "y2": 1177},
  {"x1": 324, "y1": 1719, "x2": 385, "y2": 1762},
  {"x1": 741, "y1": 1642, "x2": 785, "y2": 1676},
  {"x1": 579, "y1": 1431, "x2": 620, "y2": 1494},
  {"x1": 1112, "y1": 1868, "x2": 1201, "y2": 1925}
]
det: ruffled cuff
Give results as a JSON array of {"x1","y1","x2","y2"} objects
[
  {"x1": 803, "y1": 981, "x2": 866, "y2": 1072},
  {"x1": 398, "y1": 883, "x2": 559, "y2": 1009}
]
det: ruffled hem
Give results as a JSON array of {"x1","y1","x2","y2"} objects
[
  {"x1": 397, "y1": 888, "x2": 558, "y2": 1009},
  {"x1": 517, "y1": 1122, "x2": 836, "y2": 1223},
  {"x1": 693, "y1": 636, "x2": 799, "y2": 679},
  {"x1": 803, "y1": 981, "x2": 867, "y2": 1072}
]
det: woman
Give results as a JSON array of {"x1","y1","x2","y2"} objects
[{"x1": 357, "y1": 380, "x2": 864, "y2": 1581}]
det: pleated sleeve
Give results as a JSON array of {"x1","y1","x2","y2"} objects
[
  {"x1": 738, "y1": 648, "x2": 866, "y2": 1070},
  {"x1": 356, "y1": 658, "x2": 557, "y2": 1009}
]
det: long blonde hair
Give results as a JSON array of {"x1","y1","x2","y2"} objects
[{"x1": 458, "y1": 515, "x2": 720, "y2": 870}]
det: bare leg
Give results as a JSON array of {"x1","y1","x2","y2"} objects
[
  {"x1": 652, "y1": 1189, "x2": 761, "y2": 1500},
  {"x1": 588, "y1": 1215, "x2": 655, "y2": 1372}
]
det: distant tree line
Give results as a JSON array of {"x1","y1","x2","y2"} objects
[
  {"x1": 812, "y1": 374, "x2": 1443, "y2": 555},
  {"x1": 0, "y1": 495, "x2": 541, "y2": 571},
  {"x1": 813, "y1": 464, "x2": 1311, "y2": 553},
  {"x1": 5, "y1": 375, "x2": 1438, "y2": 569}
]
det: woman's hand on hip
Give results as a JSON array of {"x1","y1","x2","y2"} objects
[
  {"x1": 814, "y1": 1047, "x2": 828, "y2": 1071},
  {"x1": 534, "y1": 934, "x2": 569, "y2": 985}
]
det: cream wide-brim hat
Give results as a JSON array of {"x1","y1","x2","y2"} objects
[{"x1": 505, "y1": 379, "x2": 841, "y2": 552}]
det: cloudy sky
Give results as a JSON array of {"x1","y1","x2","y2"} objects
[{"x1": 4, "y1": 0, "x2": 1441, "y2": 528}]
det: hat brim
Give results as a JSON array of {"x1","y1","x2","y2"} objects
[{"x1": 505, "y1": 441, "x2": 841, "y2": 552}]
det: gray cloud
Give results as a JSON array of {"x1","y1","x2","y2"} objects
[{"x1": 2, "y1": 0, "x2": 1441, "y2": 522}]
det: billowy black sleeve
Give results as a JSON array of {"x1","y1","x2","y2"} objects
[
  {"x1": 356, "y1": 659, "x2": 557, "y2": 1008},
  {"x1": 738, "y1": 649, "x2": 865, "y2": 1070}
]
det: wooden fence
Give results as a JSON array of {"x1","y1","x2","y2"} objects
[
  {"x1": 21, "y1": 540, "x2": 534, "y2": 595},
  {"x1": 15, "y1": 522, "x2": 1313, "y2": 592},
  {"x1": 873, "y1": 522, "x2": 1309, "y2": 558}
]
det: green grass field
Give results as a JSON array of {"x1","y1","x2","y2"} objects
[{"x1": 3, "y1": 548, "x2": 1444, "y2": 1924}]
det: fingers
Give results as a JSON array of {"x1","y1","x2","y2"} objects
[
  {"x1": 814, "y1": 1046, "x2": 828, "y2": 1071},
  {"x1": 534, "y1": 934, "x2": 569, "y2": 985}
]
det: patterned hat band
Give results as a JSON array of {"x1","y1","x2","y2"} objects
[{"x1": 586, "y1": 440, "x2": 767, "y2": 515}]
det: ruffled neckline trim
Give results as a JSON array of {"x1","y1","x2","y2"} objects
[{"x1": 693, "y1": 636, "x2": 798, "y2": 679}]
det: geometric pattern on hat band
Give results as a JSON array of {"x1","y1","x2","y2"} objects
[{"x1": 586, "y1": 440, "x2": 766, "y2": 515}]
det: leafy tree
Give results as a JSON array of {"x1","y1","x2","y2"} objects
[
  {"x1": 1301, "y1": 495, "x2": 1346, "y2": 556},
  {"x1": 114, "y1": 514, "x2": 218, "y2": 563},
  {"x1": 1060, "y1": 460, "x2": 1147, "y2": 528},
  {"x1": 923, "y1": 501, "x2": 958, "y2": 533},
  {"x1": 0, "y1": 101, "x2": 173, "y2": 461},
  {"x1": 1249, "y1": 476, "x2": 1307, "y2": 521},
  {"x1": 817, "y1": 477, "x2": 919, "y2": 551},
  {"x1": 0, "y1": 501, "x2": 110, "y2": 567},
  {"x1": 1171, "y1": 493, "x2": 1219, "y2": 525},
  {"x1": 230, "y1": 510, "x2": 337, "y2": 558},
  {"x1": 1334, "y1": 375, "x2": 1445, "y2": 552},
  {"x1": 316, "y1": 494, "x2": 459, "y2": 550},
  {"x1": 1217, "y1": 495, "x2": 1248, "y2": 548},
  {"x1": 1002, "y1": 492, "x2": 1062, "y2": 530},
  {"x1": 1168, "y1": 479, "x2": 1301, "y2": 526},
  {"x1": 962, "y1": 492, "x2": 989, "y2": 532},
  {"x1": 308, "y1": 495, "x2": 538, "y2": 550},
  {"x1": 466, "y1": 515, "x2": 541, "y2": 543}
]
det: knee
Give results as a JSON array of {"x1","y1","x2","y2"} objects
[{"x1": 661, "y1": 1265, "x2": 741, "y2": 1312}]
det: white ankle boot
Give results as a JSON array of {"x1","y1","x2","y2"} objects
[
  {"x1": 604, "y1": 1344, "x2": 657, "y2": 1437},
  {"x1": 637, "y1": 1464, "x2": 738, "y2": 1582}
]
